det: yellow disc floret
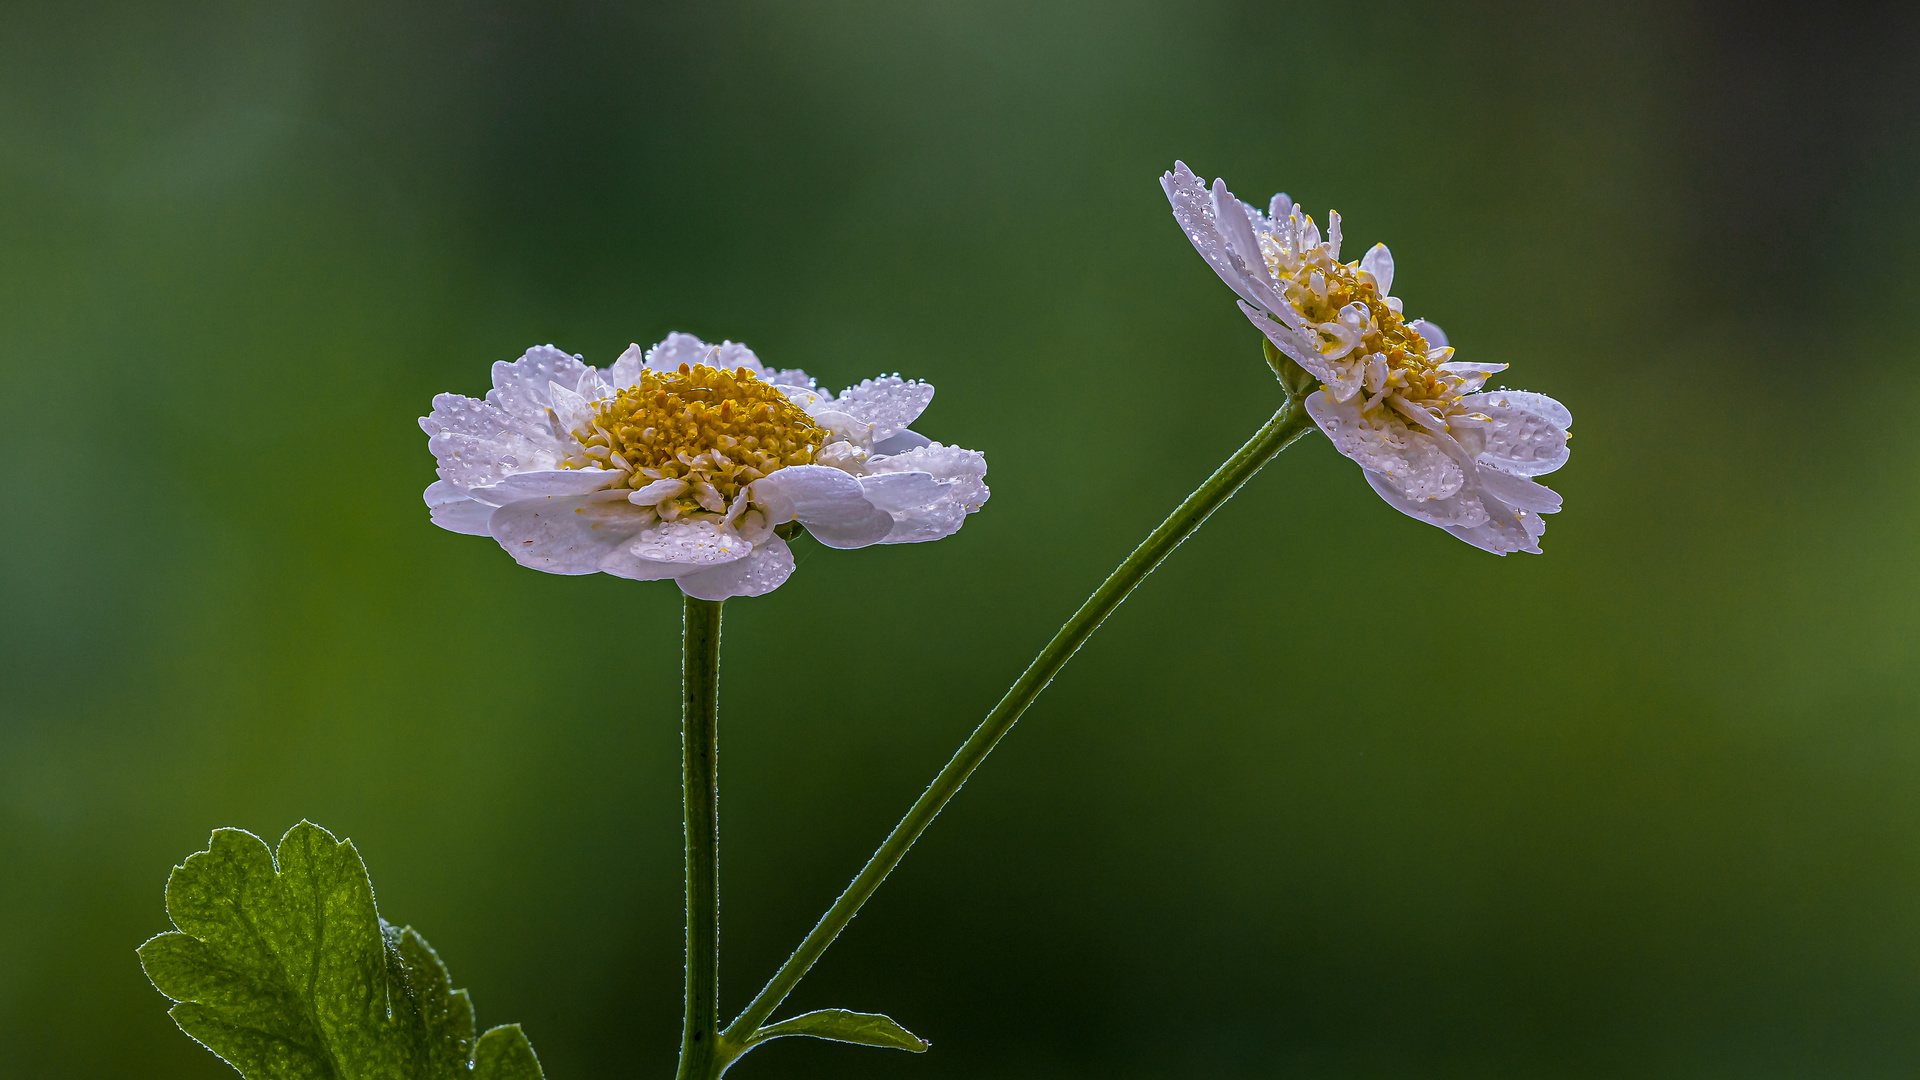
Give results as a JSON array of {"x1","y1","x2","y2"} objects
[
  {"x1": 567, "y1": 362, "x2": 826, "y2": 519},
  {"x1": 1262, "y1": 212, "x2": 1467, "y2": 420}
]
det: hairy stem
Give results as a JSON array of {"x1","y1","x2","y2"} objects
[
  {"x1": 725, "y1": 394, "x2": 1316, "y2": 1044},
  {"x1": 677, "y1": 597, "x2": 725, "y2": 1080}
]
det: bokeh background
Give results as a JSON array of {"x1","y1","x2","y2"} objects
[{"x1": 5, "y1": 1, "x2": 1920, "y2": 1076}]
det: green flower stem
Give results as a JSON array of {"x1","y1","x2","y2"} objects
[
  {"x1": 677, "y1": 596, "x2": 726, "y2": 1080},
  {"x1": 722, "y1": 393, "x2": 1316, "y2": 1050}
]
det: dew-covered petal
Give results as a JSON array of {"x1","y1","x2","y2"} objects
[
  {"x1": 420, "y1": 393, "x2": 511, "y2": 440},
  {"x1": 1211, "y1": 177, "x2": 1280, "y2": 297},
  {"x1": 596, "y1": 547, "x2": 686, "y2": 581},
  {"x1": 1360, "y1": 243, "x2": 1394, "y2": 295},
  {"x1": 711, "y1": 341, "x2": 766, "y2": 375},
  {"x1": 1163, "y1": 162, "x2": 1284, "y2": 313},
  {"x1": 1240, "y1": 302, "x2": 1348, "y2": 391},
  {"x1": 1465, "y1": 389, "x2": 1572, "y2": 431},
  {"x1": 470, "y1": 468, "x2": 625, "y2": 504},
  {"x1": 1474, "y1": 466, "x2": 1562, "y2": 514},
  {"x1": 1363, "y1": 471, "x2": 1491, "y2": 529},
  {"x1": 1462, "y1": 394, "x2": 1571, "y2": 477},
  {"x1": 1307, "y1": 391, "x2": 1464, "y2": 500},
  {"x1": 546, "y1": 381, "x2": 593, "y2": 432},
  {"x1": 871, "y1": 428, "x2": 933, "y2": 456},
  {"x1": 834, "y1": 376, "x2": 935, "y2": 442},
  {"x1": 676, "y1": 534, "x2": 796, "y2": 601},
  {"x1": 778, "y1": 384, "x2": 833, "y2": 412},
  {"x1": 422, "y1": 395, "x2": 572, "y2": 492},
  {"x1": 420, "y1": 390, "x2": 575, "y2": 492},
  {"x1": 1384, "y1": 432, "x2": 1468, "y2": 501},
  {"x1": 427, "y1": 431, "x2": 566, "y2": 492},
  {"x1": 615, "y1": 518, "x2": 754, "y2": 571},
  {"x1": 1444, "y1": 491, "x2": 1545, "y2": 555},
  {"x1": 628, "y1": 478, "x2": 690, "y2": 505},
  {"x1": 605, "y1": 342, "x2": 648, "y2": 388},
  {"x1": 751, "y1": 465, "x2": 893, "y2": 548},
  {"x1": 865, "y1": 442, "x2": 988, "y2": 488},
  {"x1": 488, "y1": 493, "x2": 654, "y2": 575},
  {"x1": 423, "y1": 480, "x2": 493, "y2": 536},
  {"x1": 489, "y1": 345, "x2": 593, "y2": 425},
  {"x1": 767, "y1": 368, "x2": 815, "y2": 389},
  {"x1": 864, "y1": 443, "x2": 989, "y2": 544},
  {"x1": 858, "y1": 471, "x2": 947, "y2": 514},
  {"x1": 642, "y1": 332, "x2": 719, "y2": 373},
  {"x1": 1439, "y1": 361, "x2": 1506, "y2": 393},
  {"x1": 809, "y1": 410, "x2": 874, "y2": 448}
]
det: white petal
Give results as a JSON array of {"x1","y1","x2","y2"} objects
[
  {"x1": 628, "y1": 478, "x2": 690, "y2": 505},
  {"x1": 1439, "y1": 361, "x2": 1506, "y2": 393},
  {"x1": 1359, "y1": 242, "x2": 1394, "y2": 295},
  {"x1": 1445, "y1": 492, "x2": 1545, "y2": 555},
  {"x1": 1161, "y1": 163, "x2": 1279, "y2": 312},
  {"x1": 1306, "y1": 391, "x2": 1464, "y2": 500},
  {"x1": 864, "y1": 443, "x2": 989, "y2": 544},
  {"x1": 420, "y1": 392, "x2": 512, "y2": 440},
  {"x1": 423, "y1": 480, "x2": 493, "y2": 536},
  {"x1": 619, "y1": 518, "x2": 754, "y2": 568},
  {"x1": 420, "y1": 393, "x2": 569, "y2": 491},
  {"x1": 605, "y1": 342, "x2": 648, "y2": 388},
  {"x1": 871, "y1": 429, "x2": 933, "y2": 456},
  {"x1": 1473, "y1": 467, "x2": 1562, "y2": 514},
  {"x1": 833, "y1": 376, "x2": 935, "y2": 441},
  {"x1": 750, "y1": 464, "x2": 893, "y2": 548},
  {"x1": 768, "y1": 368, "x2": 816, "y2": 389},
  {"x1": 864, "y1": 442, "x2": 987, "y2": 486},
  {"x1": 1363, "y1": 471, "x2": 1490, "y2": 529},
  {"x1": 677, "y1": 534, "x2": 796, "y2": 600},
  {"x1": 426, "y1": 429, "x2": 567, "y2": 492},
  {"x1": 487, "y1": 494, "x2": 654, "y2": 575},
  {"x1": 470, "y1": 468, "x2": 625, "y2": 503},
  {"x1": 1268, "y1": 192, "x2": 1293, "y2": 222},
  {"x1": 643, "y1": 332, "x2": 719, "y2": 372},
  {"x1": 636, "y1": 334, "x2": 770, "y2": 378},
  {"x1": 546, "y1": 381, "x2": 593, "y2": 432},
  {"x1": 1461, "y1": 395, "x2": 1571, "y2": 477},
  {"x1": 1464, "y1": 389, "x2": 1572, "y2": 431},
  {"x1": 1211, "y1": 177, "x2": 1279, "y2": 295},
  {"x1": 778, "y1": 384, "x2": 833, "y2": 411},
  {"x1": 596, "y1": 546, "x2": 685, "y2": 581},
  {"x1": 1239, "y1": 302, "x2": 1343, "y2": 389},
  {"x1": 858, "y1": 471, "x2": 947, "y2": 513},
  {"x1": 712, "y1": 341, "x2": 768, "y2": 375},
  {"x1": 489, "y1": 345, "x2": 593, "y2": 424},
  {"x1": 809, "y1": 409, "x2": 873, "y2": 447}
]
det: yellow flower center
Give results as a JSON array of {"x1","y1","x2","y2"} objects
[
  {"x1": 1263, "y1": 214, "x2": 1465, "y2": 418},
  {"x1": 569, "y1": 363, "x2": 826, "y2": 517}
]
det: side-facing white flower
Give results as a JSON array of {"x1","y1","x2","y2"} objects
[
  {"x1": 1162, "y1": 162, "x2": 1571, "y2": 555},
  {"x1": 420, "y1": 333, "x2": 988, "y2": 599}
]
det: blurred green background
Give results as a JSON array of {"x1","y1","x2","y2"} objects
[{"x1": 4, "y1": 1, "x2": 1920, "y2": 1076}]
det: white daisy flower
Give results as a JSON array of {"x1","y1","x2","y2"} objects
[
  {"x1": 1162, "y1": 161, "x2": 1571, "y2": 555},
  {"x1": 420, "y1": 333, "x2": 989, "y2": 599}
]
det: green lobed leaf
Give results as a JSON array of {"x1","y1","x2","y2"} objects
[
  {"x1": 749, "y1": 1008, "x2": 930, "y2": 1054},
  {"x1": 138, "y1": 822, "x2": 546, "y2": 1080}
]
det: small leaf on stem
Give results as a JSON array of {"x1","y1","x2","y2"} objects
[{"x1": 750, "y1": 1008, "x2": 930, "y2": 1053}]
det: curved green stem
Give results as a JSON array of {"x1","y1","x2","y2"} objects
[
  {"x1": 677, "y1": 597, "x2": 725, "y2": 1080},
  {"x1": 723, "y1": 394, "x2": 1316, "y2": 1047}
]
